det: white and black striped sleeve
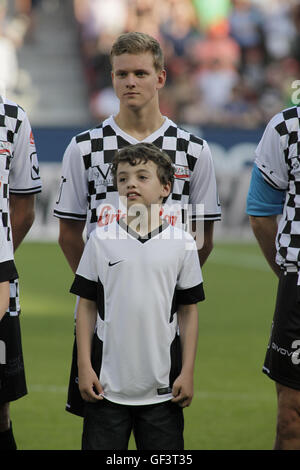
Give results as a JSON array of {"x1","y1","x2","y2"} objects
[
  {"x1": 189, "y1": 139, "x2": 221, "y2": 221},
  {"x1": 176, "y1": 236, "x2": 205, "y2": 304},
  {"x1": 255, "y1": 116, "x2": 288, "y2": 190},
  {"x1": 9, "y1": 109, "x2": 42, "y2": 194},
  {"x1": 54, "y1": 137, "x2": 88, "y2": 220}
]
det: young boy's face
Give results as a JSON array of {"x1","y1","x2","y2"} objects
[
  {"x1": 111, "y1": 52, "x2": 166, "y2": 111},
  {"x1": 116, "y1": 159, "x2": 171, "y2": 209}
]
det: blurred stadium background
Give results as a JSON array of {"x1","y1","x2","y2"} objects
[{"x1": 2, "y1": 0, "x2": 299, "y2": 449}]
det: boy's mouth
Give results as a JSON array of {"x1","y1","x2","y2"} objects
[{"x1": 127, "y1": 192, "x2": 140, "y2": 199}]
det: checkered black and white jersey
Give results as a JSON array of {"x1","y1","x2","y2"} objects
[
  {"x1": 0, "y1": 96, "x2": 42, "y2": 315},
  {"x1": 54, "y1": 116, "x2": 221, "y2": 237},
  {"x1": 255, "y1": 105, "x2": 300, "y2": 268}
]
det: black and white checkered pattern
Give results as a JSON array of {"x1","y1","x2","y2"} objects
[
  {"x1": 54, "y1": 116, "x2": 221, "y2": 237},
  {"x1": 0, "y1": 96, "x2": 42, "y2": 315},
  {"x1": 255, "y1": 106, "x2": 300, "y2": 269}
]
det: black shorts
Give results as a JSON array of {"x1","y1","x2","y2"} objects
[
  {"x1": 0, "y1": 314, "x2": 27, "y2": 405},
  {"x1": 66, "y1": 332, "x2": 103, "y2": 417},
  {"x1": 82, "y1": 399, "x2": 184, "y2": 450},
  {"x1": 66, "y1": 337, "x2": 85, "y2": 417},
  {"x1": 263, "y1": 272, "x2": 300, "y2": 390}
]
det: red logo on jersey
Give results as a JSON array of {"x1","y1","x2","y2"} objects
[
  {"x1": 174, "y1": 165, "x2": 189, "y2": 179},
  {"x1": 97, "y1": 206, "x2": 125, "y2": 227},
  {"x1": 30, "y1": 131, "x2": 35, "y2": 145},
  {"x1": 0, "y1": 149, "x2": 10, "y2": 159}
]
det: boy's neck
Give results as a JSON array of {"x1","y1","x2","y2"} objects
[
  {"x1": 126, "y1": 206, "x2": 163, "y2": 237},
  {"x1": 114, "y1": 107, "x2": 165, "y2": 141}
]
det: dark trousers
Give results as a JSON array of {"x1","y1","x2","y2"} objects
[{"x1": 82, "y1": 399, "x2": 184, "y2": 450}]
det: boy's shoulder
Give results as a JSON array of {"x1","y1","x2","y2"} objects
[
  {"x1": 166, "y1": 118, "x2": 205, "y2": 147},
  {"x1": 74, "y1": 116, "x2": 119, "y2": 145},
  {"x1": 163, "y1": 224, "x2": 197, "y2": 250},
  {"x1": 91, "y1": 218, "x2": 125, "y2": 241}
]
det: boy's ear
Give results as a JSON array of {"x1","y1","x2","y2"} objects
[{"x1": 162, "y1": 181, "x2": 171, "y2": 198}]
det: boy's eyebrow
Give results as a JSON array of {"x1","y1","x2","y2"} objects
[{"x1": 117, "y1": 167, "x2": 152, "y2": 176}]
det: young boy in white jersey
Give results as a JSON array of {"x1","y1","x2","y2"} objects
[{"x1": 70, "y1": 143, "x2": 204, "y2": 450}]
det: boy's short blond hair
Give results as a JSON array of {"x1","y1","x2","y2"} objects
[
  {"x1": 111, "y1": 143, "x2": 174, "y2": 190},
  {"x1": 110, "y1": 32, "x2": 164, "y2": 71}
]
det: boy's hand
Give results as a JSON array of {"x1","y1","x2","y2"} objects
[
  {"x1": 78, "y1": 366, "x2": 104, "y2": 402},
  {"x1": 171, "y1": 372, "x2": 194, "y2": 408}
]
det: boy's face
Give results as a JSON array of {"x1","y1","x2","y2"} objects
[
  {"x1": 111, "y1": 52, "x2": 166, "y2": 111},
  {"x1": 116, "y1": 159, "x2": 171, "y2": 209}
]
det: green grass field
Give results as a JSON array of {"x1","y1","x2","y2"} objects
[{"x1": 10, "y1": 241, "x2": 278, "y2": 450}]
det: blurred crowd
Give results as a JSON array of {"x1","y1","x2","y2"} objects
[
  {"x1": 73, "y1": 0, "x2": 300, "y2": 128},
  {"x1": 0, "y1": 0, "x2": 42, "y2": 101},
  {"x1": 1, "y1": 0, "x2": 300, "y2": 129}
]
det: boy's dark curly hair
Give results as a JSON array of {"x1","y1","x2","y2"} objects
[{"x1": 110, "y1": 143, "x2": 175, "y2": 190}]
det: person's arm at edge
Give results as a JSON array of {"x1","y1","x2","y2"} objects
[
  {"x1": 0, "y1": 281, "x2": 10, "y2": 321},
  {"x1": 58, "y1": 219, "x2": 86, "y2": 273},
  {"x1": 76, "y1": 296, "x2": 103, "y2": 402},
  {"x1": 249, "y1": 215, "x2": 281, "y2": 277},
  {"x1": 198, "y1": 220, "x2": 214, "y2": 266},
  {"x1": 247, "y1": 163, "x2": 285, "y2": 278},
  {"x1": 172, "y1": 303, "x2": 199, "y2": 408},
  {"x1": 9, "y1": 194, "x2": 35, "y2": 251}
]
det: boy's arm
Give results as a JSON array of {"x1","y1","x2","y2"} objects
[
  {"x1": 172, "y1": 303, "x2": 199, "y2": 408},
  {"x1": 0, "y1": 281, "x2": 10, "y2": 321},
  {"x1": 76, "y1": 296, "x2": 103, "y2": 402}
]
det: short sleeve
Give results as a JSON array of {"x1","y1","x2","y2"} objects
[
  {"x1": 54, "y1": 137, "x2": 88, "y2": 220},
  {"x1": 9, "y1": 111, "x2": 42, "y2": 194},
  {"x1": 246, "y1": 163, "x2": 285, "y2": 216},
  {"x1": 189, "y1": 139, "x2": 221, "y2": 221},
  {"x1": 176, "y1": 236, "x2": 205, "y2": 304},
  {"x1": 255, "y1": 120, "x2": 288, "y2": 190}
]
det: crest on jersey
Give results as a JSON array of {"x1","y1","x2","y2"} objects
[
  {"x1": 92, "y1": 165, "x2": 114, "y2": 187},
  {"x1": 174, "y1": 164, "x2": 189, "y2": 179},
  {"x1": 0, "y1": 140, "x2": 11, "y2": 158}
]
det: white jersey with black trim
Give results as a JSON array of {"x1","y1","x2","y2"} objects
[
  {"x1": 70, "y1": 220, "x2": 204, "y2": 406},
  {"x1": 54, "y1": 116, "x2": 221, "y2": 238},
  {"x1": 255, "y1": 105, "x2": 300, "y2": 272},
  {"x1": 0, "y1": 96, "x2": 42, "y2": 315}
]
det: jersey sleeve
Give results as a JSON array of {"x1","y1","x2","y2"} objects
[
  {"x1": 54, "y1": 137, "x2": 88, "y2": 220},
  {"x1": 254, "y1": 119, "x2": 288, "y2": 190},
  {"x1": 176, "y1": 236, "x2": 205, "y2": 304},
  {"x1": 9, "y1": 110, "x2": 42, "y2": 194},
  {"x1": 189, "y1": 139, "x2": 221, "y2": 221},
  {"x1": 70, "y1": 231, "x2": 98, "y2": 300},
  {"x1": 246, "y1": 163, "x2": 285, "y2": 216}
]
